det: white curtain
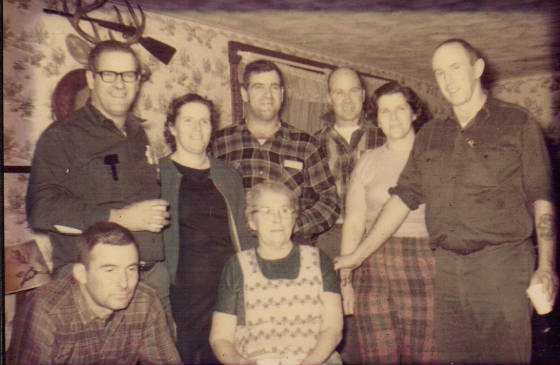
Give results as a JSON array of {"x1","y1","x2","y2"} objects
[{"x1": 278, "y1": 63, "x2": 330, "y2": 134}]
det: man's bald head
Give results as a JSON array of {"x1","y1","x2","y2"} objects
[
  {"x1": 327, "y1": 67, "x2": 364, "y2": 92},
  {"x1": 327, "y1": 67, "x2": 366, "y2": 125}
]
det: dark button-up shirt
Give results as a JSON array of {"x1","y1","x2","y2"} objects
[
  {"x1": 26, "y1": 104, "x2": 163, "y2": 268},
  {"x1": 8, "y1": 271, "x2": 181, "y2": 365},
  {"x1": 391, "y1": 97, "x2": 552, "y2": 254},
  {"x1": 314, "y1": 113, "x2": 384, "y2": 219},
  {"x1": 212, "y1": 121, "x2": 340, "y2": 238}
]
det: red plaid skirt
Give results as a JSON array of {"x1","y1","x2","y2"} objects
[{"x1": 353, "y1": 236, "x2": 436, "y2": 364}]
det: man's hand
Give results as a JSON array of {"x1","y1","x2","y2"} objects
[
  {"x1": 338, "y1": 269, "x2": 354, "y2": 315},
  {"x1": 531, "y1": 267, "x2": 559, "y2": 304},
  {"x1": 340, "y1": 282, "x2": 355, "y2": 315},
  {"x1": 333, "y1": 252, "x2": 362, "y2": 271},
  {"x1": 109, "y1": 199, "x2": 170, "y2": 232}
]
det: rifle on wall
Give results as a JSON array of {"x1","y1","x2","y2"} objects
[{"x1": 43, "y1": 0, "x2": 176, "y2": 65}]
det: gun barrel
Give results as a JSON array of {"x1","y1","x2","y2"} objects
[{"x1": 43, "y1": 8, "x2": 134, "y2": 34}]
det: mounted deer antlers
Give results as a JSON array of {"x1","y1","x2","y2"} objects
[
  {"x1": 113, "y1": 0, "x2": 145, "y2": 45},
  {"x1": 65, "y1": 0, "x2": 144, "y2": 45},
  {"x1": 65, "y1": 0, "x2": 103, "y2": 44},
  {"x1": 44, "y1": 0, "x2": 176, "y2": 64}
]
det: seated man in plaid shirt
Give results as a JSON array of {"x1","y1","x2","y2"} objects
[
  {"x1": 212, "y1": 60, "x2": 340, "y2": 244},
  {"x1": 8, "y1": 222, "x2": 181, "y2": 365}
]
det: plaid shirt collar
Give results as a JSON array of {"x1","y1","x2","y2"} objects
[
  {"x1": 238, "y1": 119, "x2": 294, "y2": 142},
  {"x1": 445, "y1": 95, "x2": 492, "y2": 128},
  {"x1": 321, "y1": 112, "x2": 370, "y2": 132},
  {"x1": 321, "y1": 113, "x2": 376, "y2": 149}
]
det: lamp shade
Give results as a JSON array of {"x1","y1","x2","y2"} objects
[{"x1": 4, "y1": 239, "x2": 51, "y2": 294}]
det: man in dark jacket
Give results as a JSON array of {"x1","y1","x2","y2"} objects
[{"x1": 26, "y1": 40, "x2": 171, "y2": 317}]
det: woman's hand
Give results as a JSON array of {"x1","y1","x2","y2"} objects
[{"x1": 333, "y1": 252, "x2": 362, "y2": 271}]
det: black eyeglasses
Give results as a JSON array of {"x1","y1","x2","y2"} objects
[{"x1": 94, "y1": 70, "x2": 140, "y2": 83}]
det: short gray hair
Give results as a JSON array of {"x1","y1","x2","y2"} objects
[{"x1": 244, "y1": 180, "x2": 299, "y2": 225}]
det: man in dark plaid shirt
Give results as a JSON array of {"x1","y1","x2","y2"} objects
[
  {"x1": 8, "y1": 222, "x2": 181, "y2": 365},
  {"x1": 313, "y1": 67, "x2": 383, "y2": 365},
  {"x1": 212, "y1": 60, "x2": 340, "y2": 243},
  {"x1": 314, "y1": 67, "x2": 384, "y2": 259}
]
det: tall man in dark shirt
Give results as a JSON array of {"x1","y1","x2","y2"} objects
[
  {"x1": 212, "y1": 60, "x2": 340, "y2": 244},
  {"x1": 8, "y1": 222, "x2": 181, "y2": 365},
  {"x1": 334, "y1": 38, "x2": 558, "y2": 363},
  {"x1": 26, "y1": 41, "x2": 171, "y2": 316}
]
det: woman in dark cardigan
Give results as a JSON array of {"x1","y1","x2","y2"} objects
[{"x1": 160, "y1": 93, "x2": 255, "y2": 364}]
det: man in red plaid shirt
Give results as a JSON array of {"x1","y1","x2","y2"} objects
[{"x1": 8, "y1": 222, "x2": 181, "y2": 365}]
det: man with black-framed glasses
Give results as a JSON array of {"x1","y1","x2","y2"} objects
[{"x1": 26, "y1": 40, "x2": 173, "y2": 331}]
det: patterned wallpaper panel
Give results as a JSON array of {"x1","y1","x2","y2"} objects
[{"x1": 494, "y1": 74, "x2": 560, "y2": 135}]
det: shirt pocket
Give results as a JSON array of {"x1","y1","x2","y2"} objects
[
  {"x1": 280, "y1": 159, "x2": 305, "y2": 194},
  {"x1": 80, "y1": 149, "x2": 157, "y2": 204},
  {"x1": 418, "y1": 149, "x2": 449, "y2": 194},
  {"x1": 62, "y1": 153, "x2": 121, "y2": 204},
  {"x1": 462, "y1": 143, "x2": 519, "y2": 188}
]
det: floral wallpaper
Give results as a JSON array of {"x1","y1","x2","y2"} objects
[
  {"x1": 494, "y1": 74, "x2": 560, "y2": 148},
  {"x1": 3, "y1": 0, "x2": 236, "y2": 165},
  {"x1": 3, "y1": 0, "x2": 559, "y2": 262}
]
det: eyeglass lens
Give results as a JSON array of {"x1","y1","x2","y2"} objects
[{"x1": 97, "y1": 71, "x2": 138, "y2": 83}]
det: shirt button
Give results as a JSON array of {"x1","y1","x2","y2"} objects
[{"x1": 258, "y1": 170, "x2": 264, "y2": 176}]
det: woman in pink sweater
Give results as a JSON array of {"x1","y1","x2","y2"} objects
[{"x1": 339, "y1": 81, "x2": 435, "y2": 364}]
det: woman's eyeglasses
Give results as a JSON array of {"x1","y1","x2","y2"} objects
[{"x1": 252, "y1": 206, "x2": 295, "y2": 219}]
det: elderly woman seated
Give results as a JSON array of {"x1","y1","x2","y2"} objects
[{"x1": 210, "y1": 181, "x2": 343, "y2": 365}]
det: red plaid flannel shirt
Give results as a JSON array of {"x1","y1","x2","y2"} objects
[
  {"x1": 212, "y1": 121, "x2": 340, "y2": 238},
  {"x1": 8, "y1": 271, "x2": 181, "y2": 365}
]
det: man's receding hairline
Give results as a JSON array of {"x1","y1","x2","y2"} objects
[
  {"x1": 87, "y1": 242, "x2": 138, "y2": 264},
  {"x1": 95, "y1": 49, "x2": 140, "y2": 71},
  {"x1": 433, "y1": 40, "x2": 481, "y2": 66},
  {"x1": 246, "y1": 69, "x2": 282, "y2": 83},
  {"x1": 328, "y1": 67, "x2": 362, "y2": 91}
]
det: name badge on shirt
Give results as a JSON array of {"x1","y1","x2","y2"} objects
[{"x1": 283, "y1": 159, "x2": 303, "y2": 171}]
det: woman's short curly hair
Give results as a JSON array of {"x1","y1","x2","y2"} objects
[
  {"x1": 366, "y1": 81, "x2": 432, "y2": 133},
  {"x1": 163, "y1": 93, "x2": 219, "y2": 152}
]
